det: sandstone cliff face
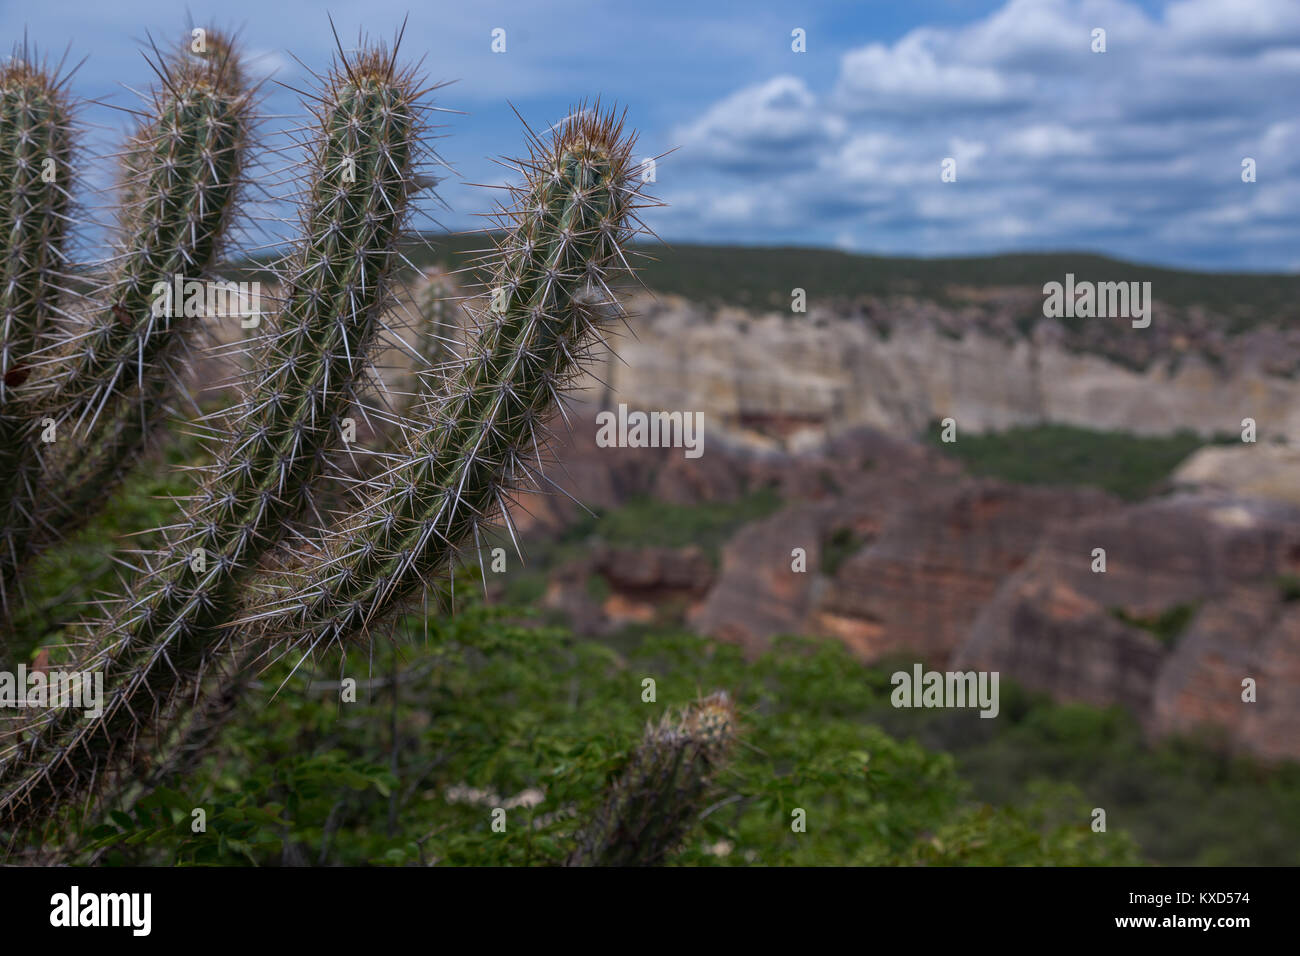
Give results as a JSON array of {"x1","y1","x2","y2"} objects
[
  {"x1": 584, "y1": 293, "x2": 1300, "y2": 451},
  {"x1": 1173, "y1": 443, "x2": 1300, "y2": 507},
  {"x1": 809, "y1": 482, "x2": 1118, "y2": 663},
  {"x1": 688, "y1": 465, "x2": 1300, "y2": 761}
]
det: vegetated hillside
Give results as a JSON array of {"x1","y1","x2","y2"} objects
[
  {"x1": 922, "y1": 422, "x2": 1240, "y2": 501},
  {"x1": 439, "y1": 236, "x2": 1298, "y2": 320},
  {"x1": 228, "y1": 237, "x2": 1300, "y2": 392},
  {"x1": 235, "y1": 233, "x2": 1300, "y2": 328}
]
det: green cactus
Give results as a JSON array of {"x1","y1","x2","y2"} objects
[
  {"x1": 0, "y1": 33, "x2": 253, "y2": 632},
  {"x1": 251, "y1": 108, "x2": 644, "y2": 653},
  {"x1": 0, "y1": 50, "x2": 77, "y2": 622},
  {"x1": 566, "y1": 692, "x2": 739, "y2": 866},
  {"x1": 0, "y1": 40, "x2": 432, "y2": 819}
]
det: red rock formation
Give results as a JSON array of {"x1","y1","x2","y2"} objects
[
  {"x1": 956, "y1": 495, "x2": 1300, "y2": 760},
  {"x1": 508, "y1": 416, "x2": 1300, "y2": 762}
]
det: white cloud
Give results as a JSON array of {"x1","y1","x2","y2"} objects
[
  {"x1": 830, "y1": 132, "x2": 925, "y2": 185},
  {"x1": 675, "y1": 76, "x2": 844, "y2": 171},
  {"x1": 1165, "y1": 0, "x2": 1300, "y2": 51},
  {"x1": 1002, "y1": 124, "x2": 1097, "y2": 159},
  {"x1": 835, "y1": 34, "x2": 1025, "y2": 111}
]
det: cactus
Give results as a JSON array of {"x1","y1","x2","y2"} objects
[
  {"x1": 403, "y1": 270, "x2": 460, "y2": 417},
  {"x1": 0, "y1": 49, "x2": 77, "y2": 623},
  {"x1": 566, "y1": 692, "x2": 739, "y2": 866},
  {"x1": 0, "y1": 37, "x2": 432, "y2": 819},
  {"x1": 0, "y1": 33, "x2": 253, "y2": 635},
  {"x1": 0, "y1": 30, "x2": 732, "y2": 869},
  {"x1": 250, "y1": 108, "x2": 643, "y2": 653}
]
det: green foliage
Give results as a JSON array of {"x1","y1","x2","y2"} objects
[
  {"x1": 924, "y1": 422, "x2": 1230, "y2": 500},
  {"x1": 4, "y1": 428, "x2": 202, "y2": 663},
  {"x1": 69, "y1": 622, "x2": 1140, "y2": 866},
  {"x1": 20, "y1": 438, "x2": 1297, "y2": 868},
  {"x1": 584, "y1": 573, "x2": 612, "y2": 602},
  {"x1": 861, "y1": 671, "x2": 1300, "y2": 866}
]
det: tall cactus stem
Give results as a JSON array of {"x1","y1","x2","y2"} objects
[{"x1": 0, "y1": 51, "x2": 77, "y2": 626}]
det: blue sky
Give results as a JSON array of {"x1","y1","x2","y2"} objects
[{"x1": 4, "y1": 0, "x2": 1299, "y2": 271}]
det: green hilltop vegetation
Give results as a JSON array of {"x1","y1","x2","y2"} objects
[
  {"x1": 615, "y1": 243, "x2": 1300, "y2": 319},
  {"x1": 231, "y1": 233, "x2": 1300, "y2": 326}
]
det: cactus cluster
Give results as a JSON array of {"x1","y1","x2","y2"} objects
[
  {"x1": 0, "y1": 35, "x2": 254, "y2": 636},
  {"x1": 0, "y1": 27, "x2": 734, "y2": 866}
]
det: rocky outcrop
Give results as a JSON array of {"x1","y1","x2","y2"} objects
[
  {"x1": 687, "y1": 502, "x2": 832, "y2": 655},
  {"x1": 811, "y1": 482, "x2": 1118, "y2": 663},
  {"x1": 689, "y1": 475, "x2": 1117, "y2": 661},
  {"x1": 1172, "y1": 443, "x2": 1300, "y2": 507},
  {"x1": 543, "y1": 544, "x2": 714, "y2": 635},
  {"x1": 955, "y1": 495, "x2": 1300, "y2": 760},
  {"x1": 691, "y1": 464, "x2": 1300, "y2": 760},
  {"x1": 506, "y1": 413, "x2": 1300, "y2": 761}
]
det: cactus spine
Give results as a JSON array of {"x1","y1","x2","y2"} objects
[{"x1": 0, "y1": 52, "x2": 76, "y2": 623}]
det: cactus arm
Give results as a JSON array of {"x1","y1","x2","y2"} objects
[
  {"x1": 565, "y1": 692, "x2": 738, "y2": 867},
  {"x1": 0, "y1": 54, "x2": 76, "y2": 626}
]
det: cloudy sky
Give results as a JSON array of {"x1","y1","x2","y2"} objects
[{"x1": 4, "y1": 0, "x2": 1299, "y2": 271}]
